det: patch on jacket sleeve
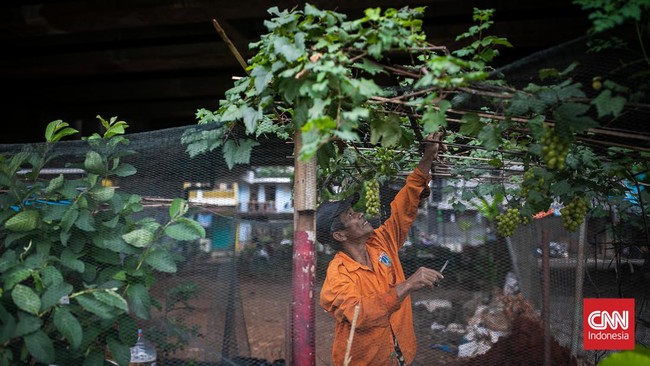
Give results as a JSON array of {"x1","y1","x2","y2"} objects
[{"x1": 378, "y1": 251, "x2": 392, "y2": 267}]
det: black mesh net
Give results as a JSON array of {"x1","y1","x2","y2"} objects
[{"x1": 1, "y1": 36, "x2": 649, "y2": 366}]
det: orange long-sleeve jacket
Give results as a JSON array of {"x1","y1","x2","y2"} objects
[{"x1": 319, "y1": 167, "x2": 430, "y2": 366}]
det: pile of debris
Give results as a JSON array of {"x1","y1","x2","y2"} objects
[{"x1": 415, "y1": 272, "x2": 580, "y2": 365}]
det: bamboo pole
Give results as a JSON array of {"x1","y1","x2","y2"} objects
[{"x1": 343, "y1": 305, "x2": 361, "y2": 366}]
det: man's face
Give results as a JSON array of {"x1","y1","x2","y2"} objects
[{"x1": 336, "y1": 206, "x2": 374, "y2": 240}]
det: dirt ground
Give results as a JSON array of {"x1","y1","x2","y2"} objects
[
  {"x1": 238, "y1": 276, "x2": 462, "y2": 366},
  {"x1": 150, "y1": 258, "x2": 590, "y2": 366}
]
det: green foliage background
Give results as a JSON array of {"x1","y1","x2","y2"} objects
[
  {"x1": 182, "y1": 1, "x2": 650, "y2": 236},
  {"x1": 0, "y1": 118, "x2": 205, "y2": 366}
]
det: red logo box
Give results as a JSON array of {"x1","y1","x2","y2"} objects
[{"x1": 583, "y1": 298, "x2": 635, "y2": 350}]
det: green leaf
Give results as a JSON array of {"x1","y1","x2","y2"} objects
[
  {"x1": 122, "y1": 229, "x2": 154, "y2": 248},
  {"x1": 0, "y1": 252, "x2": 17, "y2": 275},
  {"x1": 223, "y1": 139, "x2": 260, "y2": 170},
  {"x1": 45, "y1": 174, "x2": 65, "y2": 194},
  {"x1": 242, "y1": 106, "x2": 263, "y2": 134},
  {"x1": 40, "y1": 266, "x2": 63, "y2": 287},
  {"x1": 61, "y1": 206, "x2": 79, "y2": 233},
  {"x1": 554, "y1": 102, "x2": 598, "y2": 134},
  {"x1": 11, "y1": 284, "x2": 41, "y2": 315},
  {"x1": 370, "y1": 113, "x2": 402, "y2": 147},
  {"x1": 251, "y1": 65, "x2": 273, "y2": 95},
  {"x1": 459, "y1": 113, "x2": 481, "y2": 136},
  {"x1": 45, "y1": 120, "x2": 78, "y2": 142},
  {"x1": 592, "y1": 89, "x2": 626, "y2": 118},
  {"x1": 0, "y1": 307, "x2": 16, "y2": 345},
  {"x1": 15, "y1": 312, "x2": 42, "y2": 337},
  {"x1": 111, "y1": 163, "x2": 137, "y2": 177},
  {"x1": 477, "y1": 125, "x2": 501, "y2": 150},
  {"x1": 61, "y1": 249, "x2": 85, "y2": 273},
  {"x1": 75, "y1": 294, "x2": 115, "y2": 319},
  {"x1": 93, "y1": 290, "x2": 129, "y2": 312},
  {"x1": 599, "y1": 344, "x2": 650, "y2": 366},
  {"x1": 40, "y1": 282, "x2": 73, "y2": 311},
  {"x1": 5, "y1": 210, "x2": 39, "y2": 232},
  {"x1": 169, "y1": 198, "x2": 189, "y2": 219},
  {"x1": 117, "y1": 313, "x2": 138, "y2": 345},
  {"x1": 551, "y1": 180, "x2": 572, "y2": 197},
  {"x1": 273, "y1": 36, "x2": 303, "y2": 62},
  {"x1": 145, "y1": 250, "x2": 177, "y2": 273},
  {"x1": 5, "y1": 268, "x2": 31, "y2": 290},
  {"x1": 82, "y1": 350, "x2": 105, "y2": 366},
  {"x1": 93, "y1": 232, "x2": 129, "y2": 252},
  {"x1": 165, "y1": 221, "x2": 203, "y2": 241},
  {"x1": 53, "y1": 307, "x2": 83, "y2": 348},
  {"x1": 74, "y1": 209, "x2": 96, "y2": 231},
  {"x1": 24, "y1": 329, "x2": 55, "y2": 363},
  {"x1": 126, "y1": 284, "x2": 151, "y2": 320},
  {"x1": 106, "y1": 335, "x2": 131, "y2": 366}
]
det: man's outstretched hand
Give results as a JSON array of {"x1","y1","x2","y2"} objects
[{"x1": 418, "y1": 131, "x2": 447, "y2": 174}]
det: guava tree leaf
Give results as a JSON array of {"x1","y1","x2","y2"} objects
[
  {"x1": 53, "y1": 307, "x2": 82, "y2": 348},
  {"x1": 145, "y1": 250, "x2": 177, "y2": 273},
  {"x1": 126, "y1": 284, "x2": 151, "y2": 320},
  {"x1": 122, "y1": 229, "x2": 154, "y2": 248},
  {"x1": 12, "y1": 285, "x2": 41, "y2": 315},
  {"x1": 24, "y1": 329, "x2": 55, "y2": 364},
  {"x1": 15, "y1": 312, "x2": 42, "y2": 337}
]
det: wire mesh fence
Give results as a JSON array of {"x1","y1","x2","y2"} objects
[{"x1": 2, "y1": 123, "x2": 648, "y2": 366}]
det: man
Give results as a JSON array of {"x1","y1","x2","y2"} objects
[{"x1": 317, "y1": 132, "x2": 446, "y2": 366}]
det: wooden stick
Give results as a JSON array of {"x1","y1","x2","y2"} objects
[
  {"x1": 343, "y1": 305, "x2": 361, "y2": 366},
  {"x1": 212, "y1": 18, "x2": 249, "y2": 75}
]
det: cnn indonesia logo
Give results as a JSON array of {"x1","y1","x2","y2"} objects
[{"x1": 583, "y1": 298, "x2": 635, "y2": 350}]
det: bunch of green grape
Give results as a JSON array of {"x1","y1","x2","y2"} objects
[
  {"x1": 372, "y1": 147, "x2": 398, "y2": 176},
  {"x1": 495, "y1": 207, "x2": 523, "y2": 237},
  {"x1": 560, "y1": 197, "x2": 589, "y2": 232},
  {"x1": 521, "y1": 168, "x2": 545, "y2": 198},
  {"x1": 540, "y1": 127, "x2": 570, "y2": 170},
  {"x1": 364, "y1": 179, "x2": 381, "y2": 217}
]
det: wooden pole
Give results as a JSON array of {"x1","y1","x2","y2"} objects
[
  {"x1": 212, "y1": 19, "x2": 249, "y2": 75},
  {"x1": 292, "y1": 131, "x2": 317, "y2": 366}
]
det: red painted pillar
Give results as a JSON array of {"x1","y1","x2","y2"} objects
[{"x1": 291, "y1": 132, "x2": 316, "y2": 366}]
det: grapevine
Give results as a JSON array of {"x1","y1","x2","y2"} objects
[
  {"x1": 496, "y1": 207, "x2": 523, "y2": 237},
  {"x1": 540, "y1": 126, "x2": 570, "y2": 171},
  {"x1": 364, "y1": 179, "x2": 381, "y2": 217},
  {"x1": 560, "y1": 197, "x2": 589, "y2": 232}
]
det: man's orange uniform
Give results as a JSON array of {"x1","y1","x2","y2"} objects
[{"x1": 320, "y1": 167, "x2": 430, "y2": 365}]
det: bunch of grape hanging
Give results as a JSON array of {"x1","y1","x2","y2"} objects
[
  {"x1": 496, "y1": 207, "x2": 523, "y2": 237},
  {"x1": 364, "y1": 179, "x2": 381, "y2": 217},
  {"x1": 540, "y1": 127, "x2": 570, "y2": 170},
  {"x1": 560, "y1": 197, "x2": 589, "y2": 231},
  {"x1": 521, "y1": 168, "x2": 545, "y2": 198}
]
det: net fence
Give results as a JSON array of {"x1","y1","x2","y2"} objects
[
  {"x1": 1, "y1": 37, "x2": 649, "y2": 366},
  {"x1": 2, "y1": 121, "x2": 648, "y2": 366}
]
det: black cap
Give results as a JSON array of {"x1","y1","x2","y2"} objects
[{"x1": 316, "y1": 192, "x2": 359, "y2": 246}]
